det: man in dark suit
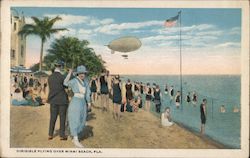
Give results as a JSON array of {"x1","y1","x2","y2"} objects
[{"x1": 47, "y1": 61, "x2": 68, "y2": 140}]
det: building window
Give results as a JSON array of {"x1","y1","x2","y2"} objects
[
  {"x1": 14, "y1": 22, "x2": 16, "y2": 31},
  {"x1": 21, "y1": 45, "x2": 24, "y2": 57},
  {"x1": 11, "y1": 49, "x2": 15, "y2": 59}
]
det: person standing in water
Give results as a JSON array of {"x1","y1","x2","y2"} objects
[
  {"x1": 186, "y1": 92, "x2": 191, "y2": 104},
  {"x1": 164, "y1": 84, "x2": 168, "y2": 95},
  {"x1": 145, "y1": 83, "x2": 152, "y2": 112},
  {"x1": 220, "y1": 105, "x2": 226, "y2": 113},
  {"x1": 64, "y1": 65, "x2": 91, "y2": 148},
  {"x1": 192, "y1": 91, "x2": 198, "y2": 106},
  {"x1": 200, "y1": 99, "x2": 207, "y2": 135},
  {"x1": 169, "y1": 86, "x2": 174, "y2": 104},
  {"x1": 99, "y1": 70, "x2": 109, "y2": 112},
  {"x1": 175, "y1": 91, "x2": 181, "y2": 109},
  {"x1": 112, "y1": 75, "x2": 122, "y2": 120},
  {"x1": 153, "y1": 85, "x2": 162, "y2": 113}
]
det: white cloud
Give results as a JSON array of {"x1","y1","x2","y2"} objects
[
  {"x1": 44, "y1": 14, "x2": 90, "y2": 27},
  {"x1": 78, "y1": 29, "x2": 93, "y2": 34},
  {"x1": 141, "y1": 24, "x2": 223, "y2": 48},
  {"x1": 228, "y1": 27, "x2": 241, "y2": 35},
  {"x1": 215, "y1": 42, "x2": 241, "y2": 48},
  {"x1": 141, "y1": 33, "x2": 219, "y2": 48},
  {"x1": 25, "y1": 17, "x2": 33, "y2": 24},
  {"x1": 53, "y1": 28, "x2": 77, "y2": 39},
  {"x1": 142, "y1": 35, "x2": 193, "y2": 42},
  {"x1": 43, "y1": 14, "x2": 115, "y2": 28},
  {"x1": 94, "y1": 27, "x2": 120, "y2": 35},
  {"x1": 142, "y1": 35, "x2": 178, "y2": 42},
  {"x1": 89, "y1": 19, "x2": 99, "y2": 26},
  {"x1": 196, "y1": 24, "x2": 216, "y2": 30},
  {"x1": 100, "y1": 18, "x2": 114, "y2": 25},
  {"x1": 155, "y1": 24, "x2": 217, "y2": 35},
  {"x1": 195, "y1": 30, "x2": 223, "y2": 36},
  {"x1": 95, "y1": 20, "x2": 163, "y2": 35},
  {"x1": 132, "y1": 30, "x2": 146, "y2": 33},
  {"x1": 88, "y1": 18, "x2": 114, "y2": 26}
]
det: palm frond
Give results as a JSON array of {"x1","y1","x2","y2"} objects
[
  {"x1": 49, "y1": 28, "x2": 68, "y2": 34},
  {"x1": 48, "y1": 16, "x2": 62, "y2": 27},
  {"x1": 31, "y1": 16, "x2": 42, "y2": 25},
  {"x1": 18, "y1": 24, "x2": 36, "y2": 35}
]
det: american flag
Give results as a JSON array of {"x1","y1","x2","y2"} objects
[{"x1": 164, "y1": 14, "x2": 179, "y2": 27}]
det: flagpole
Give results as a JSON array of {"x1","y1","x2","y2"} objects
[{"x1": 179, "y1": 11, "x2": 183, "y2": 111}]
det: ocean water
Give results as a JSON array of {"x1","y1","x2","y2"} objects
[{"x1": 121, "y1": 75, "x2": 241, "y2": 149}]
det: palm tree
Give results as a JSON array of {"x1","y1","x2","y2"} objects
[{"x1": 19, "y1": 16, "x2": 67, "y2": 71}]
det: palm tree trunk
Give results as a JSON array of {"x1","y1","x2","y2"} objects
[{"x1": 39, "y1": 39, "x2": 44, "y2": 71}]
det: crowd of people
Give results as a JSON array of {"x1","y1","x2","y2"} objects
[
  {"x1": 10, "y1": 73, "x2": 46, "y2": 106},
  {"x1": 10, "y1": 61, "x2": 240, "y2": 147},
  {"x1": 43, "y1": 61, "x2": 177, "y2": 147}
]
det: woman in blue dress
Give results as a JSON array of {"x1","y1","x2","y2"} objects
[{"x1": 64, "y1": 65, "x2": 91, "y2": 148}]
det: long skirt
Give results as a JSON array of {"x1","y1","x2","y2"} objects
[{"x1": 68, "y1": 96, "x2": 87, "y2": 136}]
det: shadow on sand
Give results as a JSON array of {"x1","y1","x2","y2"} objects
[
  {"x1": 78, "y1": 125, "x2": 94, "y2": 141},
  {"x1": 86, "y1": 112, "x2": 96, "y2": 121}
]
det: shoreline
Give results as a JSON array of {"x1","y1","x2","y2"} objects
[
  {"x1": 149, "y1": 110, "x2": 230, "y2": 149},
  {"x1": 10, "y1": 101, "x2": 222, "y2": 149},
  {"x1": 173, "y1": 121, "x2": 230, "y2": 149}
]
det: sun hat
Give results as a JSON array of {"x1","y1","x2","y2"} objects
[{"x1": 74, "y1": 65, "x2": 88, "y2": 75}]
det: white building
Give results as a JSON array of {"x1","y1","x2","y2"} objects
[{"x1": 11, "y1": 10, "x2": 26, "y2": 67}]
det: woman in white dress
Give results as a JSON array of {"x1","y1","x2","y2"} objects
[{"x1": 161, "y1": 107, "x2": 174, "y2": 127}]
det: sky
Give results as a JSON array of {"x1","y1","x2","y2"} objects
[{"x1": 13, "y1": 7, "x2": 241, "y2": 75}]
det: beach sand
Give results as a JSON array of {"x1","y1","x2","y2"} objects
[{"x1": 10, "y1": 98, "x2": 224, "y2": 149}]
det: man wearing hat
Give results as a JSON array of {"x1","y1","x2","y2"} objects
[{"x1": 47, "y1": 60, "x2": 68, "y2": 140}]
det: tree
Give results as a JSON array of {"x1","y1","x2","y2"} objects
[
  {"x1": 46, "y1": 36, "x2": 105, "y2": 76},
  {"x1": 43, "y1": 54, "x2": 58, "y2": 71},
  {"x1": 30, "y1": 63, "x2": 39, "y2": 72},
  {"x1": 19, "y1": 16, "x2": 67, "y2": 71}
]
